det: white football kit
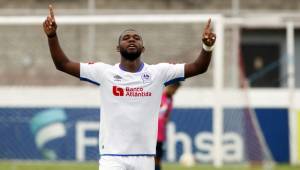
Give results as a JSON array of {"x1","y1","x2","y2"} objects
[{"x1": 80, "y1": 62, "x2": 184, "y2": 170}]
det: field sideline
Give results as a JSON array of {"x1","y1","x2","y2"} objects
[{"x1": 0, "y1": 161, "x2": 300, "y2": 170}]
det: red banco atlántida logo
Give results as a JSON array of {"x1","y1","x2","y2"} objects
[{"x1": 112, "y1": 86, "x2": 152, "y2": 97}]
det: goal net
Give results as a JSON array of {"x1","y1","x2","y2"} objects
[{"x1": 221, "y1": 50, "x2": 276, "y2": 169}]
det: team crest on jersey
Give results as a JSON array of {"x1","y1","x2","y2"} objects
[{"x1": 141, "y1": 72, "x2": 152, "y2": 83}]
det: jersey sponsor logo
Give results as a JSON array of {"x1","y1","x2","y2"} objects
[
  {"x1": 87, "y1": 62, "x2": 95, "y2": 64},
  {"x1": 112, "y1": 86, "x2": 124, "y2": 96},
  {"x1": 112, "y1": 86, "x2": 152, "y2": 97}
]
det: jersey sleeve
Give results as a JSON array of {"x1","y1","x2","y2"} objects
[
  {"x1": 157, "y1": 63, "x2": 185, "y2": 86},
  {"x1": 80, "y1": 62, "x2": 111, "y2": 86}
]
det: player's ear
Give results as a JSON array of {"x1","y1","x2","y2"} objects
[
  {"x1": 116, "y1": 45, "x2": 120, "y2": 52},
  {"x1": 142, "y1": 46, "x2": 145, "y2": 53}
]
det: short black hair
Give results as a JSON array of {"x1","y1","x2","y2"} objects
[{"x1": 118, "y1": 28, "x2": 142, "y2": 44}]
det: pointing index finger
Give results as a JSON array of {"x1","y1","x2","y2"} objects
[
  {"x1": 49, "y1": 4, "x2": 55, "y2": 19},
  {"x1": 205, "y1": 18, "x2": 211, "y2": 31}
]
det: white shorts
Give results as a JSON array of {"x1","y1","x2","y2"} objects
[{"x1": 99, "y1": 156, "x2": 154, "y2": 170}]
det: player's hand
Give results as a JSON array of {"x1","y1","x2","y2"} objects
[
  {"x1": 202, "y1": 18, "x2": 216, "y2": 47},
  {"x1": 43, "y1": 4, "x2": 57, "y2": 38}
]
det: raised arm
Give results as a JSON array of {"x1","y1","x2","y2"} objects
[
  {"x1": 43, "y1": 5, "x2": 80, "y2": 78},
  {"x1": 184, "y1": 18, "x2": 216, "y2": 78}
]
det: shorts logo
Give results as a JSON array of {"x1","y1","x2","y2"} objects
[{"x1": 112, "y1": 86, "x2": 124, "y2": 96}]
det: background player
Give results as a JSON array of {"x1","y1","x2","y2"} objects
[
  {"x1": 43, "y1": 4, "x2": 216, "y2": 170},
  {"x1": 155, "y1": 82, "x2": 181, "y2": 170}
]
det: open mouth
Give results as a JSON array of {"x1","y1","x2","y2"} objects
[{"x1": 127, "y1": 44, "x2": 137, "y2": 49}]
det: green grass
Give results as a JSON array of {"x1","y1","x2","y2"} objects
[{"x1": 0, "y1": 161, "x2": 299, "y2": 170}]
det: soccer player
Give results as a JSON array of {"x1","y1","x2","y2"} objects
[
  {"x1": 155, "y1": 82, "x2": 181, "y2": 170},
  {"x1": 43, "y1": 4, "x2": 216, "y2": 170}
]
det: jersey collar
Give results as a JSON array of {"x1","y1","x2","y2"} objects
[{"x1": 119, "y1": 62, "x2": 144, "y2": 73}]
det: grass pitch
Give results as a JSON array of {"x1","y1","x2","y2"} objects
[{"x1": 0, "y1": 161, "x2": 299, "y2": 170}]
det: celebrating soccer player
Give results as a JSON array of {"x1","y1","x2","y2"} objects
[{"x1": 43, "y1": 4, "x2": 216, "y2": 170}]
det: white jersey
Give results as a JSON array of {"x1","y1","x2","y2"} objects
[{"x1": 80, "y1": 62, "x2": 184, "y2": 156}]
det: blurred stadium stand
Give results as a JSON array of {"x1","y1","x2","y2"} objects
[
  {"x1": 0, "y1": 0, "x2": 299, "y2": 13},
  {"x1": 0, "y1": 0, "x2": 299, "y2": 86},
  {"x1": 1, "y1": 0, "x2": 300, "y2": 167}
]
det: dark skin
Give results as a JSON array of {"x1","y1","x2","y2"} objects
[
  {"x1": 43, "y1": 5, "x2": 216, "y2": 78},
  {"x1": 117, "y1": 30, "x2": 145, "y2": 72}
]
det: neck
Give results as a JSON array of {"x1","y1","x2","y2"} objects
[{"x1": 120, "y1": 57, "x2": 143, "y2": 73}]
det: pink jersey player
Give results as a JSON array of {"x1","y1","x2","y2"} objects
[
  {"x1": 155, "y1": 83, "x2": 181, "y2": 170},
  {"x1": 157, "y1": 91, "x2": 173, "y2": 142}
]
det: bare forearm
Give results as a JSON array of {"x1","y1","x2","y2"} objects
[
  {"x1": 44, "y1": 5, "x2": 80, "y2": 78},
  {"x1": 47, "y1": 35, "x2": 80, "y2": 77},
  {"x1": 48, "y1": 35, "x2": 70, "y2": 70},
  {"x1": 194, "y1": 48, "x2": 212, "y2": 73},
  {"x1": 184, "y1": 18, "x2": 215, "y2": 79},
  {"x1": 185, "y1": 48, "x2": 212, "y2": 78}
]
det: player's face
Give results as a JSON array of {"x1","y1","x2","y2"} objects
[{"x1": 118, "y1": 31, "x2": 144, "y2": 61}]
